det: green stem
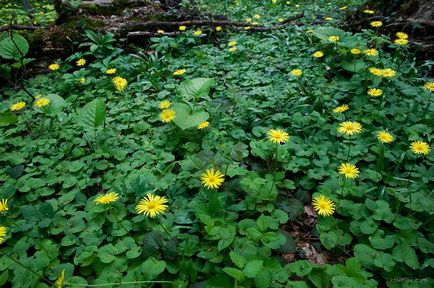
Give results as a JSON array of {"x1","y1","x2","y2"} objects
[
  {"x1": 267, "y1": 143, "x2": 279, "y2": 197},
  {"x1": 1, "y1": 252, "x2": 53, "y2": 285},
  {"x1": 159, "y1": 222, "x2": 175, "y2": 242},
  {"x1": 340, "y1": 178, "x2": 347, "y2": 198},
  {"x1": 346, "y1": 136, "x2": 352, "y2": 162},
  {"x1": 65, "y1": 281, "x2": 174, "y2": 287}
]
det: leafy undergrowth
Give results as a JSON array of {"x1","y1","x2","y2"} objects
[{"x1": 1, "y1": 0, "x2": 433, "y2": 288}]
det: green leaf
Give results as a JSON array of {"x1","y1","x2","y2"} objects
[
  {"x1": 369, "y1": 231, "x2": 395, "y2": 250},
  {"x1": 287, "y1": 260, "x2": 312, "y2": 277},
  {"x1": 223, "y1": 267, "x2": 245, "y2": 281},
  {"x1": 141, "y1": 257, "x2": 166, "y2": 280},
  {"x1": 341, "y1": 60, "x2": 366, "y2": 73},
  {"x1": 255, "y1": 269, "x2": 272, "y2": 288},
  {"x1": 392, "y1": 242, "x2": 419, "y2": 269},
  {"x1": 312, "y1": 27, "x2": 347, "y2": 42},
  {"x1": 76, "y1": 98, "x2": 106, "y2": 129},
  {"x1": 0, "y1": 34, "x2": 29, "y2": 60},
  {"x1": 373, "y1": 252, "x2": 395, "y2": 272},
  {"x1": 172, "y1": 102, "x2": 209, "y2": 130},
  {"x1": 0, "y1": 112, "x2": 18, "y2": 125},
  {"x1": 97, "y1": 244, "x2": 118, "y2": 263},
  {"x1": 229, "y1": 251, "x2": 246, "y2": 269},
  {"x1": 353, "y1": 244, "x2": 376, "y2": 266},
  {"x1": 320, "y1": 231, "x2": 338, "y2": 250},
  {"x1": 243, "y1": 260, "x2": 263, "y2": 278},
  {"x1": 179, "y1": 78, "x2": 213, "y2": 99},
  {"x1": 360, "y1": 218, "x2": 378, "y2": 235},
  {"x1": 44, "y1": 94, "x2": 67, "y2": 115}
]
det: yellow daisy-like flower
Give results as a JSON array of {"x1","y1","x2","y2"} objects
[
  {"x1": 201, "y1": 169, "x2": 225, "y2": 189},
  {"x1": 424, "y1": 82, "x2": 434, "y2": 92},
  {"x1": 244, "y1": 26, "x2": 251, "y2": 30},
  {"x1": 368, "y1": 88, "x2": 383, "y2": 97},
  {"x1": 95, "y1": 192, "x2": 119, "y2": 205},
  {"x1": 157, "y1": 29, "x2": 164, "y2": 34},
  {"x1": 48, "y1": 63, "x2": 60, "y2": 71},
  {"x1": 364, "y1": 49, "x2": 379, "y2": 56},
  {"x1": 313, "y1": 51, "x2": 324, "y2": 58},
  {"x1": 338, "y1": 163, "x2": 360, "y2": 179},
  {"x1": 0, "y1": 226, "x2": 7, "y2": 244},
  {"x1": 363, "y1": 9, "x2": 375, "y2": 14},
  {"x1": 290, "y1": 69, "x2": 303, "y2": 77},
  {"x1": 305, "y1": 29, "x2": 313, "y2": 33},
  {"x1": 267, "y1": 129, "x2": 289, "y2": 144},
  {"x1": 377, "y1": 131, "x2": 394, "y2": 144},
  {"x1": 193, "y1": 30, "x2": 203, "y2": 36},
  {"x1": 394, "y1": 39, "x2": 408, "y2": 45},
  {"x1": 328, "y1": 35, "x2": 340, "y2": 42},
  {"x1": 370, "y1": 21, "x2": 382, "y2": 28},
  {"x1": 105, "y1": 68, "x2": 116, "y2": 74},
  {"x1": 333, "y1": 104, "x2": 349, "y2": 113},
  {"x1": 135, "y1": 193, "x2": 168, "y2": 217},
  {"x1": 56, "y1": 269, "x2": 65, "y2": 288},
  {"x1": 79, "y1": 77, "x2": 86, "y2": 84},
  {"x1": 159, "y1": 100, "x2": 171, "y2": 109},
  {"x1": 34, "y1": 98, "x2": 50, "y2": 108},
  {"x1": 381, "y1": 68, "x2": 396, "y2": 78},
  {"x1": 396, "y1": 32, "x2": 408, "y2": 39},
  {"x1": 160, "y1": 109, "x2": 176, "y2": 123},
  {"x1": 173, "y1": 69, "x2": 186, "y2": 76},
  {"x1": 216, "y1": 26, "x2": 222, "y2": 31},
  {"x1": 0, "y1": 199, "x2": 8, "y2": 212},
  {"x1": 252, "y1": 21, "x2": 259, "y2": 26},
  {"x1": 197, "y1": 121, "x2": 209, "y2": 129},
  {"x1": 369, "y1": 67, "x2": 384, "y2": 76},
  {"x1": 312, "y1": 195, "x2": 335, "y2": 217},
  {"x1": 410, "y1": 141, "x2": 430, "y2": 155},
  {"x1": 338, "y1": 121, "x2": 363, "y2": 136},
  {"x1": 10, "y1": 101, "x2": 26, "y2": 111},
  {"x1": 112, "y1": 76, "x2": 128, "y2": 91},
  {"x1": 325, "y1": 17, "x2": 333, "y2": 21},
  {"x1": 254, "y1": 14, "x2": 261, "y2": 19},
  {"x1": 272, "y1": 0, "x2": 277, "y2": 4},
  {"x1": 228, "y1": 41, "x2": 237, "y2": 47},
  {"x1": 229, "y1": 47, "x2": 237, "y2": 52},
  {"x1": 278, "y1": 18, "x2": 284, "y2": 23},
  {"x1": 179, "y1": 25, "x2": 187, "y2": 31},
  {"x1": 339, "y1": 6, "x2": 347, "y2": 10},
  {"x1": 76, "y1": 58, "x2": 86, "y2": 66},
  {"x1": 245, "y1": 18, "x2": 252, "y2": 22},
  {"x1": 350, "y1": 48, "x2": 362, "y2": 55}
]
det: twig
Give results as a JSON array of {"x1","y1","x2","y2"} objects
[{"x1": 0, "y1": 24, "x2": 45, "y2": 32}]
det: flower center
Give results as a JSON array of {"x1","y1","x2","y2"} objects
[{"x1": 147, "y1": 202, "x2": 156, "y2": 209}]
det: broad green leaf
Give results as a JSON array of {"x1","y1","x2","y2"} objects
[
  {"x1": 179, "y1": 78, "x2": 213, "y2": 99},
  {"x1": 76, "y1": 98, "x2": 106, "y2": 128},
  {"x1": 223, "y1": 267, "x2": 244, "y2": 281},
  {"x1": 360, "y1": 218, "x2": 378, "y2": 235},
  {"x1": 44, "y1": 94, "x2": 66, "y2": 115},
  {"x1": 392, "y1": 242, "x2": 419, "y2": 269},
  {"x1": 172, "y1": 102, "x2": 209, "y2": 130},
  {"x1": 0, "y1": 112, "x2": 18, "y2": 125},
  {"x1": 341, "y1": 60, "x2": 366, "y2": 73},
  {"x1": 229, "y1": 251, "x2": 246, "y2": 269},
  {"x1": 97, "y1": 244, "x2": 118, "y2": 264},
  {"x1": 320, "y1": 231, "x2": 338, "y2": 250},
  {"x1": 0, "y1": 34, "x2": 29, "y2": 60},
  {"x1": 312, "y1": 27, "x2": 347, "y2": 42},
  {"x1": 243, "y1": 260, "x2": 263, "y2": 278},
  {"x1": 142, "y1": 257, "x2": 166, "y2": 280},
  {"x1": 287, "y1": 260, "x2": 312, "y2": 277}
]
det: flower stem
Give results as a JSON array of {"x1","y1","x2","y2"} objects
[{"x1": 159, "y1": 222, "x2": 175, "y2": 242}]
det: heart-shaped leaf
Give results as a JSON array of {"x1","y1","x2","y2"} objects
[
  {"x1": 76, "y1": 98, "x2": 106, "y2": 129},
  {"x1": 0, "y1": 34, "x2": 29, "y2": 60},
  {"x1": 172, "y1": 102, "x2": 209, "y2": 130},
  {"x1": 179, "y1": 78, "x2": 213, "y2": 100}
]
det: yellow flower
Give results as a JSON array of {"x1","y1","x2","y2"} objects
[
  {"x1": 194, "y1": 30, "x2": 203, "y2": 36},
  {"x1": 48, "y1": 63, "x2": 60, "y2": 71},
  {"x1": 305, "y1": 29, "x2": 313, "y2": 33},
  {"x1": 295, "y1": 4, "x2": 300, "y2": 7},
  {"x1": 159, "y1": 100, "x2": 171, "y2": 109},
  {"x1": 313, "y1": 51, "x2": 324, "y2": 58},
  {"x1": 112, "y1": 76, "x2": 128, "y2": 91},
  {"x1": 216, "y1": 26, "x2": 222, "y2": 31},
  {"x1": 79, "y1": 77, "x2": 86, "y2": 84},
  {"x1": 229, "y1": 47, "x2": 237, "y2": 52},
  {"x1": 338, "y1": 163, "x2": 360, "y2": 179},
  {"x1": 0, "y1": 226, "x2": 6, "y2": 244},
  {"x1": 105, "y1": 68, "x2": 116, "y2": 74},
  {"x1": 328, "y1": 35, "x2": 340, "y2": 42},
  {"x1": 157, "y1": 29, "x2": 165, "y2": 34},
  {"x1": 272, "y1": 0, "x2": 277, "y2": 3},
  {"x1": 179, "y1": 25, "x2": 187, "y2": 31},
  {"x1": 338, "y1": 121, "x2": 362, "y2": 136},
  {"x1": 363, "y1": 9, "x2": 375, "y2": 14},
  {"x1": 173, "y1": 69, "x2": 186, "y2": 76},
  {"x1": 244, "y1": 26, "x2": 251, "y2": 30},
  {"x1": 369, "y1": 67, "x2": 384, "y2": 76},
  {"x1": 377, "y1": 131, "x2": 394, "y2": 144},
  {"x1": 267, "y1": 128, "x2": 289, "y2": 144},
  {"x1": 333, "y1": 104, "x2": 349, "y2": 113},
  {"x1": 245, "y1": 18, "x2": 252, "y2": 22},
  {"x1": 228, "y1": 41, "x2": 238, "y2": 47},
  {"x1": 312, "y1": 195, "x2": 335, "y2": 217},
  {"x1": 424, "y1": 82, "x2": 434, "y2": 92},
  {"x1": 368, "y1": 88, "x2": 383, "y2": 97},
  {"x1": 278, "y1": 18, "x2": 284, "y2": 22},
  {"x1": 286, "y1": 1, "x2": 290, "y2": 4},
  {"x1": 350, "y1": 48, "x2": 362, "y2": 55},
  {"x1": 394, "y1": 39, "x2": 408, "y2": 45},
  {"x1": 254, "y1": 14, "x2": 260, "y2": 19},
  {"x1": 364, "y1": 49, "x2": 378, "y2": 56},
  {"x1": 381, "y1": 68, "x2": 396, "y2": 78},
  {"x1": 290, "y1": 69, "x2": 303, "y2": 77},
  {"x1": 0, "y1": 199, "x2": 8, "y2": 213},
  {"x1": 201, "y1": 169, "x2": 225, "y2": 189},
  {"x1": 324, "y1": 17, "x2": 333, "y2": 21},
  {"x1": 197, "y1": 121, "x2": 209, "y2": 129},
  {"x1": 10, "y1": 101, "x2": 26, "y2": 111},
  {"x1": 135, "y1": 193, "x2": 168, "y2": 217},
  {"x1": 160, "y1": 109, "x2": 176, "y2": 123},
  {"x1": 251, "y1": 21, "x2": 259, "y2": 26},
  {"x1": 34, "y1": 98, "x2": 50, "y2": 108},
  {"x1": 95, "y1": 192, "x2": 119, "y2": 205},
  {"x1": 56, "y1": 269, "x2": 65, "y2": 288},
  {"x1": 396, "y1": 32, "x2": 408, "y2": 39},
  {"x1": 339, "y1": 6, "x2": 347, "y2": 10},
  {"x1": 370, "y1": 21, "x2": 382, "y2": 28},
  {"x1": 410, "y1": 141, "x2": 430, "y2": 155},
  {"x1": 76, "y1": 58, "x2": 86, "y2": 66}
]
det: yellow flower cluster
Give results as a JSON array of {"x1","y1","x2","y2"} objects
[
  {"x1": 112, "y1": 76, "x2": 128, "y2": 91},
  {"x1": 313, "y1": 51, "x2": 324, "y2": 58},
  {"x1": 369, "y1": 67, "x2": 396, "y2": 78},
  {"x1": 10, "y1": 101, "x2": 26, "y2": 111},
  {"x1": 370, "y1": 21, "x2": 382, "y2": 28},
  {"x1": 173, "y1": 69, "x2": 186, "y2": 76},
  {"x1": 290, "y1": 69, "x2": 303, "y2": 77}
]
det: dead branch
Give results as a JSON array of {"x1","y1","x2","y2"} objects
[{"x1": 0, "y1": 25, "x2": 45, "y2": 32}]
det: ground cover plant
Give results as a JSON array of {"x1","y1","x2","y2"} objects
[{"x1": 0, "y1": 0, "x2": 433, "y2": 287}]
